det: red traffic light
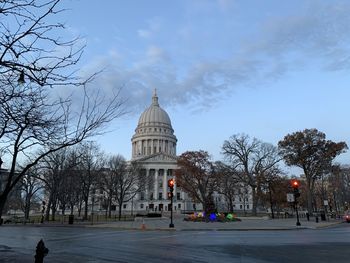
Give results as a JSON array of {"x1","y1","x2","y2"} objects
[
  {"x1": 168, "y1": 179, "x2": 175, "y2": 188},
  {"x1": 291, "y1": 179, "x2": 299, "y2": 189}
]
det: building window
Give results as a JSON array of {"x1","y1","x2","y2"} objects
[
  {"x1": 178, "y1": 204, "x2": 181, "y2": 209},
  {"x1": 150, "y1": 193, "x2": 154, "y2": 200},
  {"x1": 240, "y1": 205, "x2": 243, "y2": 209},
  {"x1": 247, "y1": 205, "x2": 249, "y2": 209},
  {"x1": 140, "y1": 204, "x2": 144, "y2": 209},
  {"x1": 123, "y1": 204, "x2": 127, "y2": 209},
  {"x1": 177, "y1": 192, "x2": 181, "y2": 200},
  {"x1": 140, "y1": 192, "x2": 145, "y2": 200},
  {"x1": 159, "y1": 192, "x2": 162, "y2": 200}
]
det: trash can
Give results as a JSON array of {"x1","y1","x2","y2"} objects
[
  {"x1": 68, "y1": 215, "x2": 74, "y2": 225},
  {"x1": 320, "y1": 212, "x2": 326, "y2": 221}
]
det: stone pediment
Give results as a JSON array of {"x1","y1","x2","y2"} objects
[{"x1": 136, "y1": 153, "x2": 178, "y2": 163}]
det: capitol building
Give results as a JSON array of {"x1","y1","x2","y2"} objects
[{"x1": 127, "y1": 90, "x2": 198, "y2": 213}]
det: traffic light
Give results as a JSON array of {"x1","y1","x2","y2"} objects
[
  {"x1": 291, "y1": 179, "x2": 300, "y2": 198},
  {"x1": 168, "y1": 179, "x2": 174, "y2": 199},
  {"x1": 168, "y1": 178, "x2": 175, "y2": 189}
]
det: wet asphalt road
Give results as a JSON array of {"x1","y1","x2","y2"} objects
[{"x1": 0, "y1": 224, "x2": 350, "y2": 262}]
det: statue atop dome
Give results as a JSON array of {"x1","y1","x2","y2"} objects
[{"x1": 152, "y1": 88, "x2": 159, "y2": 106}]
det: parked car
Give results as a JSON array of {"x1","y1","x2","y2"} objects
[{"x1": 343, "y1": 212, "x2": 350, "y2": 223}]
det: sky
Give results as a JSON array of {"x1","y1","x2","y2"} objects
[{"x1": 56, "y1": 0, "x2": 350, "y2": 175}]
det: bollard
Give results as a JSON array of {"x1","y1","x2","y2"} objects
[{"x1": 34, "y1": 239, "x2": 49, "y2": 263}]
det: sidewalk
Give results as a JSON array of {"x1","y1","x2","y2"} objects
[{"x1": 87, "y1": 216, "x2": 343, "y2": 231}]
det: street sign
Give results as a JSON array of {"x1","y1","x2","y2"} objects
[
  {"x1": 324, "y1": 200, "x2": 329, "y2": 206},
  {"x1": 287, "y1": 193, "x2": 295, "y2": 203}
]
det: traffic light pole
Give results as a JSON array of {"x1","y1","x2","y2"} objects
[
  {"x1": 168, "y1": 178, "x2": 175, "y2": 228},
  {"x1": 295, "y1": 200, "x2": 301, "y2": 226},
  {"x1": 291, "y1": 179, "x2": 301, "y2": 226},
  {"x1": 169, "y1": 193, "x2": 174, "y2": 228}
]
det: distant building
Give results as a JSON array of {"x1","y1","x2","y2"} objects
[
  {"x1": 127, "y1": 90, "x2": 197, "y2": 213},
  {"x1": 0, "y1": 168, "x2": 22, "y2": 214}
]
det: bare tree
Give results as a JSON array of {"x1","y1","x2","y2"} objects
[
  {"x1": 215, "y1": 161, "x2": 240, "y2": 213},
  {"x1": 108, "y1": 156, "x2": 140, "y2": 220},
  {"x1": 222, "y1": 134, "x2": 281, "y2": 216},
  {"x1": 40, "y1": 148, "x2": 67, "y2": 221},
  {"x1": 20, "y1": 167, "x2": 43, "y2": 220},
  {"x1": 77, "y1": 142, "x2": 102, "y2": 220},
  {"x1": 0, "y1": 0, "x2": 125, "y2": 219}
]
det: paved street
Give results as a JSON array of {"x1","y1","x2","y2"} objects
[{"x1": 0, "y1": 218, "x2": 349, "y2": 262}]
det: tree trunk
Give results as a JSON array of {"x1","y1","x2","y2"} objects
[
  {"x1": 24, "y1": 195, "x2": 31, "y2": 220},
  {"x1": 24, "y1": 198, "x2": 30, "y2": 220},
  {"x1": 306, "y1": 178, "x2": 313, "y2": 215},
  {"x1": 118, "y1": 203, "x2": 122, "y2": 220},
  {"x1": 78, "y1": 201, "x2": 82, "y2": 217},
  {"x1": 0, "y1": 195, "x2": 8, "y2": 224},
  {"x1": 229, "y1": 197, "x2": 234, "y2": 213},
  {"x1": 61, "y1": 204, "x2": 66, "y2": 216},
  {"x1": 51, "y1": 201, "x2": 57, "y2": 221},
  {"x1": 108, "y1": 197, "x2": 112, "y2": 218},
  {"x1": 84, "y1": 197, "x2": 88, "y2": 220},
  {"x1": 268, "y1": 186, "x2": 274, "y2": 219},
  {"x1": 45, "y1": 198, "x2": 52, "y2": 221},
  {"x1": 251, "y1": 186, "x2": 257, "y2": 216}
]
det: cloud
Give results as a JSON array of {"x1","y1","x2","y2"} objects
[
  {"x1": 73, "y1": 1, "x2": 350, "y2": 116},
  {"x1": 137, "y1": 17, "x2": 162, "y2": 39},
  {"x1": 137, "y1": 29, "x2": 151, "y2": 38},
  {"x1": 244, "y1": 1, "x2": 350, "y2": 70}
]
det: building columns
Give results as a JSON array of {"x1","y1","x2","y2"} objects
[
  {"x1": 163, "y1": 169, "x2": 168, "y2": 200},
  {"x1": 174, "y1": 174, "x2": 177, "y2": 200},
  {"x1": 154, "y1": 169, "x2": 158, "y2": 200},
  {"x1": 145, "y1": 169, "x2": 149, "y2": 200}
]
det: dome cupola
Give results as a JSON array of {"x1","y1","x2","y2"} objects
[{"x1": 131, "y1": 89, "x2": 177, "y2": 159}]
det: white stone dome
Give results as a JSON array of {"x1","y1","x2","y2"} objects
[
  {"x1": 138, "y1": 97, "x2": 171, "y2": 127},
  {"x1": 131, "y1": 89, "x2": 177, "y2": 159},
  {"x1": 137, "y1": 91, "x2": 172, "y2": 128}
]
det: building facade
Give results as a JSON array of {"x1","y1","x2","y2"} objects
[{"x1": 127, "y1": 90, "x2": 196, "y2": 213}]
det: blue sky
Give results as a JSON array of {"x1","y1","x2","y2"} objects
[{"x1": 59, "y1": 0, "x2": 349, "y2": 174}]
